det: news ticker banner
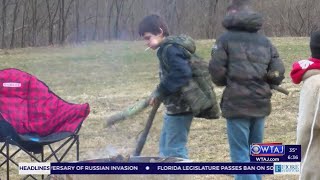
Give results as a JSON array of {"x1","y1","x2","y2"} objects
[
  {"x1": 19, "y1": 162, "x2": 301, "y2": 175},
  {"x1": 250, "y1": 144, "x2": 301, "y2": 162}
]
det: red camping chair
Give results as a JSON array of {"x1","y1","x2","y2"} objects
[{"x1": 0, "y1": 68, "x2": 90, "y2": 180}]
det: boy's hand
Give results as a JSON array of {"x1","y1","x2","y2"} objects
[{"x1": 149, "y1": 97, "x2": 160, "y2": 106}]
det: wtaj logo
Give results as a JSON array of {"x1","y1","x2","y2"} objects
[{"x1": 250, "y1": 143, "x2": 285, "y2": 156}]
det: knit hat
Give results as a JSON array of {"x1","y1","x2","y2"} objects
[{"x1": 310, "y1": 31, "x2": 320, "y2": 59}]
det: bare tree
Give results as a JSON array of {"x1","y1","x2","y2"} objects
[
  {"x1": 59, "y1": 0, "x2": 74, "y2": 44},
  {"x1": 10, "y1": 0, "x2": 21, "y2": 48},
  {"x1": 106, "y1": 0, "x2": 115, "y2": 40},
  {"x1": 118, "y1": 0, "x2": 134, "y2": 40},
  {"x1": 31, "y1": 0, "x2": 38, "y2": 46},
  {"x1": 59, "y1": 0, "x2": 64, "y2": 44},
  {"x1": 1, "y1": 0, "x2": 320, "y2": 49},
  {"x1": 92, "y1": 0, "x2": 99, "y2": 40},
  {"x1": 21, "y1": 0, "x2": 28, "y2": 48},
  {"x1": 75, "y1": 0, "x2": 80, "y2": 43},
  {"x1": 46, "y1": 0, "x2": 60, "y2": 45},
  {"x1": 160, "y1": 0, "x2": 176, "y2": 34},
  {"x1": 206, "y1": 0, "x2": 219, "y2": 39},
  {"x1": 2, "y1": 0, "x2": 8, "y2": 49},
  {"x1": 174, "y1": 0, "x2": 186, "y2": 35},
  {"x1": 114, "y1": 0, "x2": 125, "y2": 39}
]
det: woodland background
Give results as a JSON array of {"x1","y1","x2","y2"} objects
[{"x1": 0, "y1": 0, "x2": 318, "y2": 49}]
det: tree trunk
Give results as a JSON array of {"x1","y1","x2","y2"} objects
[
  {"x1": 59, "y1": 0, "x2": 74, "y2": 44},
  {"x1": 114, "y1": 0, "x2": 124, "y2": 39},
  {"x1": 21, "y1": 0, "x2": 27, "y2": 48},
  {"x1": 31, "y1": 0, "x2": 37, "y2": 46},
  {"x1": 92, "y1": 0, "x2": 99, "y2": 41},
  {"x1": 45, "y1": 0, "x2": 53, "y2": 45},
  {"x1": 2, "y1": 0, "x2": 7, "y2": 49},
  {"x1": 206, "y1": 0, "x2": 218, "y2": 39},
  {"x1": 59, "y1": 0, "x2": 65, "y2": 44},
  {"x1": 10, "y1": 0, "x2": 20, "y2": 49},
  {"x1": 75, "y1": 0, "x2": 80, "y2": 43},
  {"x1": 107, "y1": 0, "x2": 115, "y2": 40}
]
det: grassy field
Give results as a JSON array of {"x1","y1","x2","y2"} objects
[{"x1": 0, "y1": 37, "x2": 309, "y2": 180}]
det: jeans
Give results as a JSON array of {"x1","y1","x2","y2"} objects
[
  {"x1": 159, "y1": 113, "x2": 193, "y2": 159},
  {"x1": 227, "y1": 117, "x2": 265, "y2": 180}
]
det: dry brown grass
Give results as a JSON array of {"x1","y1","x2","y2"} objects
[{"x1": 0, "y1": 37, "x2": 308, "y2": 180}]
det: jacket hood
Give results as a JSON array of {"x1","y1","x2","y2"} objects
[
  {"x1": 161, "y1": 35, "x2": 196, "y2": 54},
  {"x1": 290, "y1": 58, "x2": 320, "y2": 84},
  {"x1": 222, "y1": 11, "x2": 263, "y2": 32}
]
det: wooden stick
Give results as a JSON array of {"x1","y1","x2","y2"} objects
[
  {"x1": 133, "y1": 101, "x2": 161, "y2": 156},
  {"x1": 270, "y1": 85, "x2": 289, "y2": 95},
  {"x1": 105, "y1": 97, "x2": 151, "y2": 128}
]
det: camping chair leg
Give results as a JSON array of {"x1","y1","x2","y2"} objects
[
  {"x1": 2, "y1": 140, "x2": 38, "y2": 180},
  {"x1": 41, "y1": 150, "x2": 44, "y2": 180},
  {"x1": 76, "y1": 135, "x2": 79, "y2": 161},
  {"x1": 6, "y1": 142, "x2": 9, "y2": 180},
  {"x1": 6, "y1": 140, "x2": 41, "y2": 162},
  {"x1": 0, "y1": 143, "x2": 6, "y2": 167},
  {"x1": 48, "y1": 145, "x2": 60, "y2": 162},
  {"x1": 0, "y1": 145, "x2": 7, "y2": 166},
  {"x1": 0, "y1": 148, "x2": 21, "y2": 167},
  {"x1": 44, "y1": 136, "x2": 74, "y2": 162},
  {"x1": 22, "y1": 150, "x2": 41, "y2": 180},
  {"x1": 45, "y1": 135, "x2": 79, "y2": 162},
  {"x1": 58, "y1": 136, "x2": 77, "y2": 162},
  {"x1": 22, "y1": 175, "x2": 37, "y2": 180},
  {"x1": 41, "y1": 149, "x2": 44, "y2": 162},
  {"x1": 0, "y1": 142, "x2": 5, "y2": 152}
]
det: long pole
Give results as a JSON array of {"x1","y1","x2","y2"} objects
[{"x1": 133, "y1": 101, "x2": 161, "y2": 156}]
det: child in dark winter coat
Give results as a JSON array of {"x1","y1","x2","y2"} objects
[
  {"x1": 209, "y1": 2, "x2": 285, "y2": 180},
  {"x1": 138, "y1": 14, "x2": 194, "y2": 159}
]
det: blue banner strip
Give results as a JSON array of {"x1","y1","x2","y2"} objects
[{"x1": 50, "y1": 162, "x2": 274, "y2": 174}]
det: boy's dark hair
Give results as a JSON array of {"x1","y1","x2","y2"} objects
[
  {"x1": 138, "y1": 14, "x2": 169, "y2": 37},
  {"x1": 310, "y1": 31, "x2": 320, "y2": 59},
  {"x1": 226, "y1": 0, "x2": 253, "y2": 14}
]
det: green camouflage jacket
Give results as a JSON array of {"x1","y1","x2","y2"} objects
[
  {"x1": 155, "y1": 35, "x2": 194, "y2": 115},
  {"x1": 157, "y1": 35, "x2": 220, "y2": 119},
  {"x1": 209, "y1": 11, "x2": 285, "y2": 118}
]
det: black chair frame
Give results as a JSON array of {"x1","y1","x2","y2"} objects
[{"x1": 0, "y1": 129, "x2": 80, "y2": 180}]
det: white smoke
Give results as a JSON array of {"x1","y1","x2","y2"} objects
[{"x1": 84, "y1": 145, "x2": 132, "y2": 161}]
